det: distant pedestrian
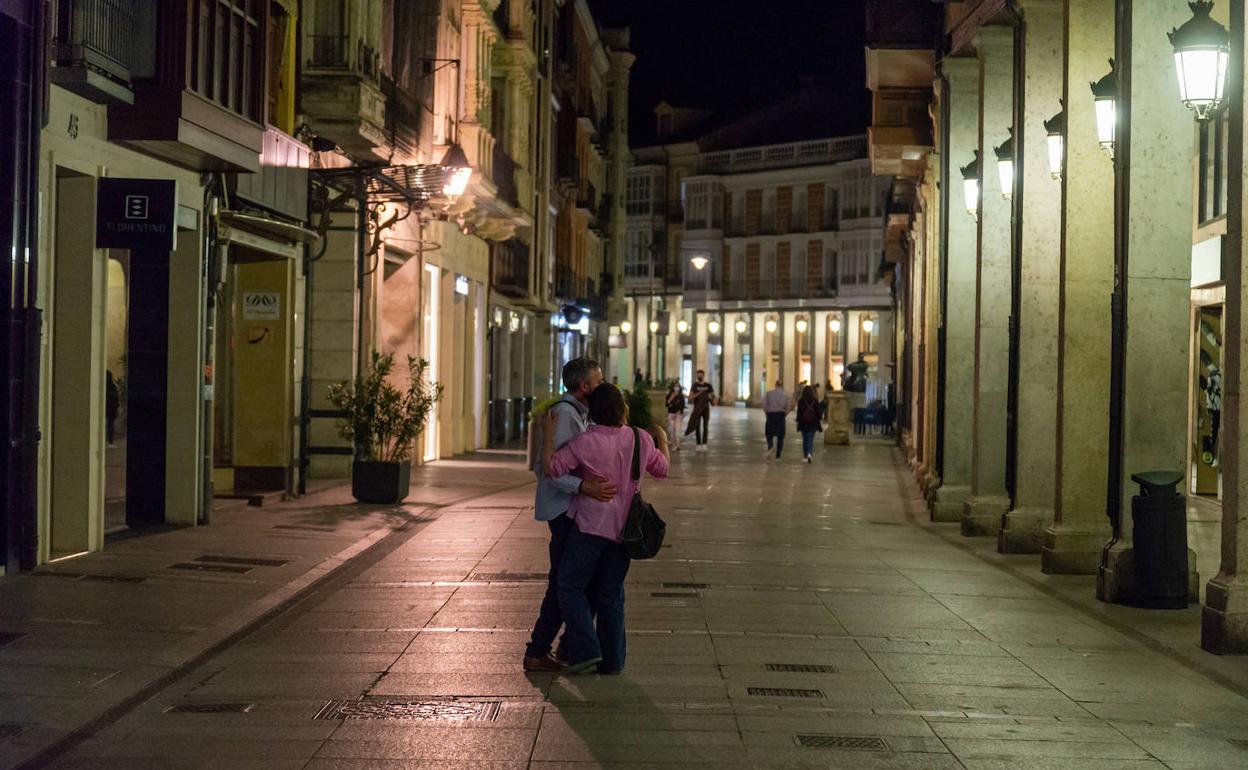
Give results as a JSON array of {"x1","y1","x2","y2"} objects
[
  {"x1": 763, "y1": 379, "x2": 793, "y2": 460},
  {"x1": 684, "y1": 370, "x2": 716, "y2": 451},
  {"x1": 542, "y1": 383, "x2": 670, "y2": 674},
  {"x1": 523, "y1": 358, "x2": 618, "y2": 673},
  {"x1": 796, "y1": 385, "x2": 823, "y2": 463},
  {"x1": 105, "y1": 370, "x2": 120, "y2": 447},
  {"x1": 665, "y1": 382, "x2": 686, "y2": 452},
  {"x1": 634, "y1": 368, "x2": 644, "y2": 387}
]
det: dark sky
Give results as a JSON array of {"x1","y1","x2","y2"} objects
[{"x1": 588, "y1": 0, "x2": 870, "y2": 144}]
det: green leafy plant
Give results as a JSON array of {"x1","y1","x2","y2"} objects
[
  {"x1": 328, "y1": 351, "x2": 443, "y2": 463},
  {"x1": 625, "y1": 387, "x2": 654, "y2": 430}
]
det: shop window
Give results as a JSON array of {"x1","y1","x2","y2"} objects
[{"x1": 1199, "y1": 112, "x2": 1228, "y2": 225}]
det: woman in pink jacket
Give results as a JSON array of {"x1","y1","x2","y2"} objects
[{"x1": 542, "y1": 384, "x2": 669, "y2": 674}]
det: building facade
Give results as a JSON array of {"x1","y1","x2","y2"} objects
[
  {"x1": 866, "y1": 0, "x2": 1248, "y2": 653},
  {"x1": 620, "y1": 103, "x2": 893, "y2": 408}
]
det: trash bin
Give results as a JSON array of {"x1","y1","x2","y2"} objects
[{"x1": 1129, "y1": 470, "x2": 1188, "y2": 609}]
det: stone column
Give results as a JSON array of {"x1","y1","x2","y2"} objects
[
  {"x1": 814, "y1": 310, "x2": 829, "y2": 395},
  {"x1": 1042, "y1": 0, "x2": 1115, "y2": 574},
  {"x1": 1203, "y1": 0, "x2": 1248, "y2": 653},
  {"x1": 722, "y1": 316, "x2": 739, "y2": 403},
  {"x1": 1001, "y1": 0, "x2": 1063, "y2": 553},
  {"x1": 922, "y1": 158, "x2": 942, "y2": 494},
  {"x1": 930, "y1": 57, "x2": 981, "y2": 522},
  {"x1": 782, "y1": 312, "x2": 798, "y2": 390},
  {"x1": 962, "y1": 27, "x2": 1014, "y2": 537},
  {"x1": 1098, "y1": 0, "x2": 1198, "y2": 603}
]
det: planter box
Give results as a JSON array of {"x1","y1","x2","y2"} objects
[{"x1": 351, "y1": 460, "x2": 411, "y2": 504}]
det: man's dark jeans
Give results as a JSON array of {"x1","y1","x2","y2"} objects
[
  {"x1": 765, "y1": 412, "x2": 787, "y2": 458},
  {"x1": 556, "y1": 525, "x2": 631, "y2": 671},
  {"x1": 525, "y1": 513, "x2": 574, "y2": 658}
]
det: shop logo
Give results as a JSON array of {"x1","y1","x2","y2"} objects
[{"x1": 124, "y1": 195, "x2": 150, "y2": 220}]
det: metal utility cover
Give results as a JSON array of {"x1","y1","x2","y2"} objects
[
  {"x1": 194, "y1": 555, "x2": 290, "y2": 568},
  {"x1": 168, "y1": 562, "x2": 254, "y2": 574},
  {"x1": 468, "y1": 573, "x2": 548, "y2": 582},
  {"x1": 315, "y1": 698, "x2": 502, "y2": 722},
  {"x1": 795, "y1": 735, "x2": 889, "y2": 750},
  {"x1": 765, "y1": 663, "x2": 838, "y2": 673},
  {"x1": 746, "y1": 687, "x2": 825, "y2": 698},
  {"x1": 662, "y1": 582, "x2": 709, "y2": 589},
  {"x1": 164, "y1": 703, "x2": 255, "y2": 714}
]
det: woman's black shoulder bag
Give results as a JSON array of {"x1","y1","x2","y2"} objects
[{"x1": 622, "y1": 428, "x2": 666, "y2": 559}]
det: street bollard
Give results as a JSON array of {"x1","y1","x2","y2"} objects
[{"x1": 1129, "y1": 470, "x2": 1189, "y2": 609}]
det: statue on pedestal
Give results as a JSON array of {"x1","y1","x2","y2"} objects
[{"x1": 842, "y1": 353, "x2": 868, "y2": 393}]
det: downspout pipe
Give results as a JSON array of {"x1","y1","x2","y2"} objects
[
  {"x1": 1004, "y1": 1, "x2": 1025, "y2": 507},
  {"x1": 935, "y1": 67, "x2": 952, "y2": 481}
]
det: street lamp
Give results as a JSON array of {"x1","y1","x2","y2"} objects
[
  {"x1": 708, "y1": 319, "x2": 721, "y2": 335},
  {"x1": 676, "y1": 319, "x2": 689, "y2": 334},
  {"x1": 735, "y1": 317, "x2": 748, "y2": 334},
  {"x1": 649, "y1": 320, "x2": 659, "y2": 333},
  {"x1": 863, "y1": 317, "x2": 875, "y2": 334},
  {"x1": 961, "y1": 151, "x2": 980, "y2": 219},
  {"x1": 690, "y1": 254, "x2": 709, "y2": 270},
  {"x1": 1168, "y1": 0, "x2": 1230, "y2": 120},
  {"x1": 765, "y1": 318, "x2": 778, "y2": 334},
  {"x1": 795, "y1": 317, "x2": 809, "y2": 334},
  {"x1": 1090, "y1": 60, "x2": 1117, "y2": 158},
  {"x1": 440, "y1": 143, "x2": 473, "y2": 198},
  {"x1": 829, "y1": 317, "x2": 842, "y2": 333},
  {"x1": 994, "y1": 131, "x2": 1014, "y2": 200},
  {"x1": 620, "y1": 320, "x2": 632, "y2": 334},
  {"x1": 1044, "y1": 107, "x2": 1065, "y2": 180}
]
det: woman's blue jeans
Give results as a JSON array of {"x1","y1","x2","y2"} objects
[
  {"x1": 801, "y1": 429, "x2": 816, "y2": 457},
  {"x1": 556, "y1": 525, "x2": 631, "y2": 671}
]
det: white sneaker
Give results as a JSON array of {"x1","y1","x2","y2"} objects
[{"x1": 805, "y1": 455, "x2": 813, "y2": 463}]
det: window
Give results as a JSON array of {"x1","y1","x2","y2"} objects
[
  {"x1": 806, "y1": 184, "x2": 824, "y2": 232},
  {"x1": 192, "y1": 0, "x2": 265, "y2": 121},
  {"x1": 776, "y1": 186, "x2": 792, "y2": 234},
  {"x1": 1199, "y1": 112, "x2": 1228, "y2": 224},
  {"x1": 745, "y1": 189, "x2": 762, "y2": 235},
  {"x1": 626, "y1": 174, "x2": 651, "y2": 215},
  {"x1": 685, "y1": 181, "x2": 709, "y2": 229}
]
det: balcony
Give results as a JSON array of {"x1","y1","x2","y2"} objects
[
  {"x1": 577, "y1": 184, "x2": 598, "y2": 216},
  {"x1": 698, "y1": 137, "x2": 867, "y2": 174},
  {"x1": 52, "y1": 0, "x2": 136, "y2": 104},
  {"x1": 865, "y1": 0, "x2": 938, "y2": 179},
  {"x1": 493, "y1": 144, "x2": 520, "y2": 208},
  {"x1": 302, "y1": 35, "x2": 389, "y2": 159},
  {"x1": 721, "y1": 279, "x2": 838, "y2": 302},
  {"x1": 492, "y1": 238, "x2": 531, "y2": 299}
]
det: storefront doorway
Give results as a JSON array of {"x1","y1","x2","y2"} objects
[{"x1": 1191, "y1": 304, "x2": 1223, "y2": 498}]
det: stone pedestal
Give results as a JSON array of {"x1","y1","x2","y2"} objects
[{"x1": 824, "y1": 392, "x2": 850, "y2": 445}]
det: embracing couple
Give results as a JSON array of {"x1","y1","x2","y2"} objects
[{"x1": 522, "y1": 358, "x2": 670, "y2": 675}]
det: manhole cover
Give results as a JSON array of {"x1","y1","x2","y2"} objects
[
  {"x1": 662, "y1": 582, "x2": 709, "y2": 589},
  {"x1": 0, "y1": 632, "x2": 24, "y2": 648},
  {"x1": 766, "y1": 663, "x2": 838, "y2": 674},
  {"x1": 796, "y1": 735, "x2": 889, "y2": 750},
  {"x1": 168, "y1": 562, "x2": 253, "y2": 574},
  {"x1": 273, "y1": 524, "x2": 337, "y2": 532},
  {"x1": 81, "y1": 574, "x2": 146, "y2": 584},
  {"x1": 315, "y1": 698, "x2": 502, "y2": 722},
  {"x1": 468, "y1": 573, "x2": 548, "y2": 582},
  {"x1": 164, "y1": 702, "x2": 255, "y2": 714},
  {"x1": 746, "y1": 687, "x2": 824, "y2": 699},
  {"x1": 651, "y1": 592, "x2": 699, "y2": 598},
  {"x1": 0, "y1": 724, "x2": 23, "y2": 740},
  {"x1": 195, "y1": 555, "x2": 290, "y2": 568}
]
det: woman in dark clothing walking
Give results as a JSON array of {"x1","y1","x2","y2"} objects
[{"x1": 795, "y1": 384, "x2": 822, "y2": 463}]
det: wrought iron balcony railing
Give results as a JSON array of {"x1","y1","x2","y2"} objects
[{"x1": 54, "y1": 0, "x2": 136, "y2": 92}]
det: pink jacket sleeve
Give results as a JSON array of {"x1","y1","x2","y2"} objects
[
  {"x1": 643, "y1": 431, "x2": 668, "y2": 480},
  {"x1": 547, "y1": 436, "x2": 580, "y2": 478}
]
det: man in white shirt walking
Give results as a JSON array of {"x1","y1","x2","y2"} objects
[{"x1": 763, "y1": 379, "x2": 793, "y2": 460}]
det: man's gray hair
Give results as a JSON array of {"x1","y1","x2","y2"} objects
[{"x1": 562, "y1": 357, "x2": 600, "y2": 392}]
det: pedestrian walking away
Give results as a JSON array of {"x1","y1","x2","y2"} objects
[
  {"x1": 684, "y1": 369, "x2": 716, "y2": 451},
  {"x1": 105, "y1": 369, "x2": 121, "y2": 447},
  {"x1": 542, "y1": 384, "x2": 670, "y2": 674},
  {"x1": 523, "y1": 358, "x2": 617, "y2": 673},
  {"x1": 762, "y1": 379, "x2": 793, "y2": 460},
  {"x1": 665, "y1": 382, "x2": 686, "y2": 452},
  {"x1": 796, "y1": 384, "x2": 823, "y2": 462}
]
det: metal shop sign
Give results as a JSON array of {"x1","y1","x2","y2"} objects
[
  {"x1": 243, "y1": 292, "x2": 281, "y2": 320},
  {"x1": 96, "y1": 178, "x2": 178, "y2": 251}
]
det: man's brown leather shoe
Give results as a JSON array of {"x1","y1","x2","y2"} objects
[{"x1": 523, "y1": 655, "x2": 566, "y2": 672}]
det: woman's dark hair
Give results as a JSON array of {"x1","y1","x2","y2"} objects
[
  {"x1": 801, "y1": 385, "x2": 815, "y2": 401},
  {"x1": 589, "y1": 383, "x2": 628, "y2": 427}
]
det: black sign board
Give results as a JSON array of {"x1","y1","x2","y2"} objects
[{"x1": 96, "y1": 178, "x2": 178, "y2": 251}]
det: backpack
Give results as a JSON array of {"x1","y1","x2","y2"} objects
[
  {"x1": 800, "y1": 399, "x2": 819, "y2": 425},
  {"x1": 621, "y1": 428, "x2": 666, "y2": 559}
]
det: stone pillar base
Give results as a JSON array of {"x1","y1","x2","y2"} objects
[
  {"x1": 1201, "y1": 577, "x2": 1248, "y2": 654},
  {"x1": 1041, "y1": 525, "x2": 1105, "y2": 575},
  {"x1": 962, "y1": 495, "x2": 1009, "y2": 537},
  {"x1": 998, "y1": 506, "x2": 1051, "y2": 554},
  {"x1": 929, "y1": 484, "x2": 969, "y2": 523},
  {"x1": 1097, "y1": 541, "x2": 1200, "y2": 605}
]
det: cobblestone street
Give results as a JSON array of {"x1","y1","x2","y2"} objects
[{"x1": 4, "y1": 409, "x2": 1248, "y2": 768}]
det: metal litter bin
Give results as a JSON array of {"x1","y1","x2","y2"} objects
[{"x1": 1129, "y1": 471, "x2": 1188, "y2": 609}]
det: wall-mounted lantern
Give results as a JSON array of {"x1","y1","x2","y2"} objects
[
  {"x1": 1168, "y1": 0, "x2": 1229, "y2": 120},
  {"x1": 1090, "y1": 60, "x2": 1117, "y2": 158},
  {"x1": 994, "y1": 131, "x2": 1014, "y2": 200},
  {"x1": 1044, "y1": 107, "x2": 1065, "y2": 179},
  {"x1": 961, "y1": 151, "x2": 980, "y2": 219}
]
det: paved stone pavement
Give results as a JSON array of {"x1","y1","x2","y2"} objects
[{"x1": 6, "y1": 409, "x2": 1248, "y2": 768}]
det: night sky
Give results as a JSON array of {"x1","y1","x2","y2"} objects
[{"x1": 588, "y1": 0, "x2": 870, "y2": 146}]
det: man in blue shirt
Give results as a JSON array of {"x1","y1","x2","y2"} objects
[{"x1": 523, "y1": 357, "x2": 616, "y2": 671}]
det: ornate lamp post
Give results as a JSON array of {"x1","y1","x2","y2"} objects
[{"x1": 1169, "y1": 0, "x2": 1230, "y2": 120}]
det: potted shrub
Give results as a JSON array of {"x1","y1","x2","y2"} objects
[{"x1": 328, "y1": 351, "x2": 443, "y2": 504}]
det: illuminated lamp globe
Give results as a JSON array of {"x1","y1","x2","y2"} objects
[
  {"x1": 765, "y1": 318, "x2": 778, "y2": 334},
  {"x1": 829, "y1": 317, "x2": 842, "y2": 333},
  {"x1": 708, "y1": 320, "x2": 721, "y2": 335},
  {"x1": 676, "y1": 319, "x2": 689, "y2": 334},
  {"x1": 863, "y1": 318, "x2": 875, "y2": 334},
  {"x1": 1090, "y1": 60, "x2": 1118, "y2": 157},
  {"x1": 690, "y1": 254, "x2": 709, "y2": 270},
  {"x1": 960, "y1": 151, "x2": 980, "y2": 219},
  {"x1": 1168, "y1": 1, "x2": 1230, "y2": 121},
  {"x1": 735, "y1": 318, "x2": 748, "y2": 334},
  {"x1": 620, "y1": 320, "x2": 632, "y2": 334},
  {"x1": 1044, "y1": 108, "x2": 1065, "y2": 180},
  {"x1": 795, "y1": 318, "x2": 809, "y2": 334}
]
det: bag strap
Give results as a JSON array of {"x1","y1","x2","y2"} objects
[{"x1": 630, "y1": 427, "x2": 641, "y2": 481}]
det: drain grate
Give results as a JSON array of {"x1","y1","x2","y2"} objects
[
  {"x1": 164, "y1": 702, "x2": 255, "y2": 714},
  {"x1": 168, "y1": 562, "x2": 253, "y2": 574},
  {"x1": 662, "y1": 582, "x2": 709, "y2": 589},
  {"x1": 0, "y1": 724, "x2": 23, "y2": 740},
  {"x1": 33, "y1": 571, "x2": 85, "y2": 579},
  {"x1": 315, "y1": 697, "x2": 502, "y2": 722},
  {"x1": 195, "y1": 555, "x2": 289, "y2": 568},
  {"x1": 273, "y1": 524, "x2": 337, "y2": 532},
  {"x1": 81, "y1": 574, "x2": 146, "y2": 584},
  {"x1": 468, "y1": 572, "x2": 548, "y2": 582},
  {"x1": 651, "y1": 592, "x2": 699, "y2": 598},
  {"x1": 0, "y1": 632, "x2": 24, "y2": 648},
  {"x1": 746, "y1": 687, "x2": 825, "y2": 699},
  {"x1": 765, "y1": 663, "x2": 838, "y2": 674},
  {"x1": 796, "y1": 735, "x2": 889, "y2": 750}
]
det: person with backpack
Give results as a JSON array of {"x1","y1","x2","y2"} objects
[
  {"x1": 522, "y1": 358, "x2": 618, "y2": 673},
  {"x1": 796, "y1": 384, "x2": 823, "y2": 463},
  {"x1": 541, "y1": 384, "x2": 669, "y2": 674},
  {"x1": 665, "y1": 382, "x2": 686, "y2": 452}
]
